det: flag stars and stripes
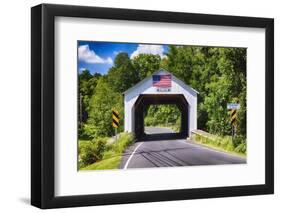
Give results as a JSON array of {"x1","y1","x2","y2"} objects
[{"x1": 152, "y1": 74, "x2": 172, "y2": 88}]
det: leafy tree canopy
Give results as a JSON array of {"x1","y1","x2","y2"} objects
[{"x1": 78, "y1": 46, "x2": 247, "y2": 142}]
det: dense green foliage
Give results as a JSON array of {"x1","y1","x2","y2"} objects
[
  {"x1": 78, "y1": 46, "x2": 246, "y2": 150},
  {"x1": 132, "y1": 54, "x2": 161, "y2": 79},
  {"x1": 79, "y1": 133, "x2": 134, "y2": 170},
  {"x1": 144, "y1": 104, "x2": 181, "y2": 132},
  {"x1": 166, "y1": 46, "x2": 246, "y2": 137},
  {"x1": 78, "y1": 137, "x2": 107, "y2": 168},
  {"x1": 86, "y1": 78, "x2": 123, "y2": 138},
  {"x1": 78, "y1": 71, "x2": 101, "y2": 124},
  {"x1": 107, "y1": 53, "x2": 139, "y2": 93}
]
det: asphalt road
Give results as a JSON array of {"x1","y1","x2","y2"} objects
[
  {"x1": 119, "y1": 127, "x2": 246, "y2": 169},
  {"x1": 145, "y1": 126, "x2": 175, "y2": 134}
]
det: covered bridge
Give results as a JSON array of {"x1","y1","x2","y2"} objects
[{"x1": 123, "y1": 69, "x2": 198, "y2": 141}]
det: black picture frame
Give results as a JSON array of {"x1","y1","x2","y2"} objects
[{"x1": 31, "y1": 3, "x2": 274, "y2": 209}]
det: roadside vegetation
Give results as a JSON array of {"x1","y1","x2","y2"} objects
[
  {"x1": 79, "y1": 133, "x2": 134, "y2": 170},
  {"x1": 191, "y1": 130, "x2": 246, "y2": 156}
]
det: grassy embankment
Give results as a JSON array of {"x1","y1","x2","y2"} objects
[
  {"x1": 144, "y1": 118, "x2": 181, "y2": 133},
  {"x1": 191, "y1": 130, "x2": 246, "y2": 157},
  {"x1": 79, "y1": 133, "x2": 134, "y2": 170}
]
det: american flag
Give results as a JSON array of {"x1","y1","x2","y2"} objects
[{"x1": 152, "y1": 74, "x2": 171, "y2": 88}]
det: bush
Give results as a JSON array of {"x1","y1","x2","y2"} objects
[
  {"x1": 234, "y1": 142, "x2": 246, "y2": 154},
  {"x1": 233, "y1": 135, "x2": 247, "y2": 153},
  {"x1": 217, "y1": 136, "x2": 234, "y2": 151},
  {"x1": 79, "y1": 133, "x2": 134, "y2": 169},
  {"x1": 79, "y1": 123, "x2": 95, "y2": 140},
  {"x1": 79, "y1": 137, "x2": 107, "y2": 167},
  {"x1": 233, "y1": 135, "x2": 245, "y2": 147},
  {"x1": 144, "y1": 116, "x2": 155, "y2": 126}
]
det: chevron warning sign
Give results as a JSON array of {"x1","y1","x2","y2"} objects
[
  {"x1": 112, "y1": 109, "x2": 120, "y2": 128},
  {"x1": 230, "y1": 109, "x2": 237, "y2": 126}
]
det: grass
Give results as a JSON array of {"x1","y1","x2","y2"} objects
[
  {"x1": 78, "y1": 132, "x2": 134, "y2": 170},
  {"x1": 191, "y1": 130, "x2": 246, "y2": 157},
  {"x1": 81, "y1": 156, "x2": 121, "y2": 170}
]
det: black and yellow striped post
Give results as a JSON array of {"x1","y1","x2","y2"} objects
[
  {"x1": 112, "y1": 109, "x2": 120, "y2": 141},
  {"x1": 230, "y1": 109, "x2": 237, "y2": 127},
  {"x1": 112, "y1": 109, "x2": 120, "y2": 128},
  {"x1": 227, "y1": 103, "x2": 240, "y2": 142}
]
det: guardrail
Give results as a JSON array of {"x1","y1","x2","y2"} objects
[
  {"x1": 190, "y1": 129, "x2": 216, "y2": 142},
  {"x1": 190, "y1": 129, "x2": 246, "y2": 155}
]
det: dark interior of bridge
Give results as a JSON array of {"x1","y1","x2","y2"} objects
[{"x1": 134, "y1": 94, "x2": 189, "y2": 141}]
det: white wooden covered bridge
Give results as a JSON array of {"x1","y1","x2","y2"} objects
[{"x1": 123, "y1": 69, "x2": 198, "y2": 140}]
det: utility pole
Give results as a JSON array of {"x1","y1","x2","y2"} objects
[{"x1": 79, "y1": 93, "x2": 82, "y2": 127}]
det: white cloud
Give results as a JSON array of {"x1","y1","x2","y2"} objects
[
  {"x1": 130, "y1": 44, "x2": 165, "y2": 59},
  {"x1": 79, "y1": 67, "x2": 86, "y2": 71},
  {"x1": 78, "y1": 45, "x2": 113, "y2": 64},
  {"x1": 113, "y1": 50, "x2": 122, "y2": 55}
]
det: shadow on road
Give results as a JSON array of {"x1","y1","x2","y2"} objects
[
  {"x1": 120, "y1": 138, "x2": 246, "y2": 169},
  {"x1": 140, "y1": 133, "x2": 186, "y2": 141}
]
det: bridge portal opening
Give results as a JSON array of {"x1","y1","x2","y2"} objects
[
  {"x1": 134, "y1": 94, "x2": 189, "y2": 141},
  {"x1": 144, "y1": 104, "x2": 181, "y2": 134}
]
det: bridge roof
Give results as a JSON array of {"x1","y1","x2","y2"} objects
[{"x1": 123, "y1": 69, "x2": 199, "y2": 96}]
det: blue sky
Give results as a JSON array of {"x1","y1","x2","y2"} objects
[{"x1": 78, "y1": 41, "x2": 168, "y2": 75}]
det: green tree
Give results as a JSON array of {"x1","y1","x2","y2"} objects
[
  {"x1": 107, "y1": 52, "x2": 139, "y2": 93},
  {"x1": 166, "y1": 46, "x2": 195, "y2": 83},
  {"x1": 79, "y1": 69, "x2": 92, "y2": 81},
  {"x1": 132, "y1": 54, "x2": 161, "y2": 80},
  {"x1": 78, "y1": 70, "x2": 101, "y2": 124},
  {"x1": 166, "y1": 46, "x2": 246, "y2": 137},
  {"x1": 201, "y1": 48, "x2": 246, "y2": 136},
  {"x1": 86, "y1": 78, "x2": 123, "y2": 138}
]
